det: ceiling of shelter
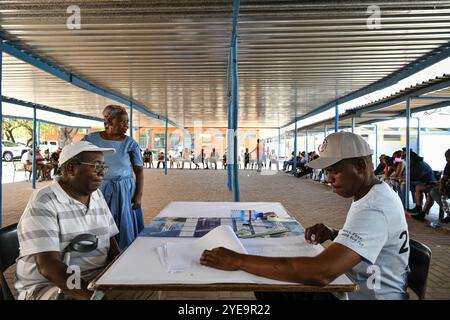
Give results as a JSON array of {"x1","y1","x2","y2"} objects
[
  {"x1": 2, "y1": 0, "x2": 450, "y2": 128},
  {"x1": 300, "y1": 74, "x2": 450, "y2": 130}
]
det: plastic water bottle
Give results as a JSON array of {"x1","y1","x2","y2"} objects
[
  {"x1": 442, "y1": 195, "x2": 450, "y2": 214},
  {"x1": 240, "y1": 210, "x2": 261, "y2": 222}
]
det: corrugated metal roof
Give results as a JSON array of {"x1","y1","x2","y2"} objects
[
  {"x1": 2, "y1": 0, "x2": 450, "y2": 127},
  {"x1": 301, "y1": 74, "x2": 450, "y2": 130}
]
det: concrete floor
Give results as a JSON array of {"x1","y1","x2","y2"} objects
[{"x1": 2, "y1": 168, "x2": 449, "y2": 299}]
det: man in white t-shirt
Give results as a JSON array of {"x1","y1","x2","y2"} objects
[{"x1": 200, "y1": 132, "x2": 410, "y2": 300}]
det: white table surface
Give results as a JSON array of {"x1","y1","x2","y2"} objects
[{"x1": 91, "y1": 202, "x2": 354, "y2": 291}]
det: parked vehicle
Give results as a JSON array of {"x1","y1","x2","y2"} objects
[
  {"x1": 39, "y1": 140, "x2": 59, "y2": 153},
  {"x1": 2, "y1": 140, "x2": 31, "y2": 161}
]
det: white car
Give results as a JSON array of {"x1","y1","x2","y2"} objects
[
  {"x1": 39, "y1": 140, "x2": 59, "y2": 153},
  {"x1": 2, "y1": 141, "x2": 31, "y2": 161}
]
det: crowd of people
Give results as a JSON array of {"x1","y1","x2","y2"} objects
[
  {"x1": 139, "y1": 139, "x2": 282, "y2": 172},
  {"x1": 10, "y1": 106, "x2": 450, "y2": 300},
  {"x1": 375, "y1": 147, "x2": 450, "y2": 225},
  {"x1": 20, "y1": 147, "x2": 62, "y2": 182}
]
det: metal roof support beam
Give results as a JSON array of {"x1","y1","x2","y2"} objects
[
  {"x1": 229, "y1": 0, "x2": 240, "y2": 202},
  {"x1": 296, "y1": 81, "x2": 450, "y2": 133},
  {"x1": 2, "y1": 96, "x2": 104, "y2": 123},
  {"x1": 359, "y1": 116, "x2": 396, "y2": 120},
  {"x1": 400, "y1": 100, "x2": 450, "y2": 116},
  {"x1": 1, "y1": 40, "x2": 179, "y2": 128},
  {"x1": 351, "y1": 116, "x2": 355, "y2": 133},
  {"x1": 413, "y1": 96, "x2": 450, "y2": 101},
  {"x1": 283, "y1": 42, "x2": 450, "y2": 128}
]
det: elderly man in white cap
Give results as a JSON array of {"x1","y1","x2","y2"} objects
[
  {"x1": 200, "y1": 132, "x2": 410, "y2": 300},
  {"x1": 14, "y1": 141, "x2": 155, "y2": 300}
]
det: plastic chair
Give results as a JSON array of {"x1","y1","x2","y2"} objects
[
  {"x1": 408, "y1": 239, "x2": 432, "y2": 300},
  {"x1": 0, "y1": 223, "x2": 19, "y2": 300}
]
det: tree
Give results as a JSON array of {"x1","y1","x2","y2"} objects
[
  {"x1": 58, "y1": 127, "x2": 79, "y2": 148},
  {"x1": 1, "y1": 119, "x2": 33, "y2": 143}
]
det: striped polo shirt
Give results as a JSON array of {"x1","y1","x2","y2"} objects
[{"x1": 14, "y1": 181, "x2": 119, "y2": 299}]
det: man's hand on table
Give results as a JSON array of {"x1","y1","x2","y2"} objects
[
  {"x1": 200, "y1": 247, "x2": 243, "y2": 271},
  {"x1": 304, "y1": 223, "x2": 338, "y2": 245}
]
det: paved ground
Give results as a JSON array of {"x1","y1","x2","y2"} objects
[{"x1": 2, "y1": 168, "x2": 449, "y2": 299}]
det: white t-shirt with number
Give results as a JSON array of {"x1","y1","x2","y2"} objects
[{"x1": 334, "y1": 181, "x2": 410, "y2": 300}]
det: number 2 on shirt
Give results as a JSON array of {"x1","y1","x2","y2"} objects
[{"x1": 399, "y1": 230, "x2": 409, "y2": 254}]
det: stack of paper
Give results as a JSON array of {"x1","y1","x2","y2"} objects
[{"x1": 157, "y1": 225, "x2": 248, "y2": 273}]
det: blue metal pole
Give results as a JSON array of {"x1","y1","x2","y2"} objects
[
  {"x1": 37, "y1": 120, "x2": 40, "y2": 148},
  {"x1": 335, "y1": 102, "x2": 339, "y2": 132},
  {"x1": 305, "y1": 130, "x2": 309, "y2": 164},
  {"x1": 230, "y1": 0, "x2": 240, "y2": 202},
  {"x1": 293, "y1": 122, "x2": 298, "y2": 174},
  {"x1": 278, "y1": 128, "x2": 281, "y2": 160},
  {"x1": 0, "y1": 41, "x2": 3, "y2": 227},
  {"x1": 351, "y1": 116, "x2": 355, "y2": 133},
  {"x1": 164, "y1": 118, "x2": 168, "y2": 175},
  {"x1": 416, "y1": 117, "x2": 420, "y2": 154},
  {"x1": 231, "y1": 38, "x2": 240, "y2": 202},
  {"x1": 374, "y1": 124, "x2": 378, "y2": 168},
  {"x1": 129, "y1": 102, "x2": 133, "y2": 140},
  {"x1": 32, "y1": 107, "x2": 37, "y2": 189},
  {"x1": 226, "y1": 50, "x2": 233, "y2": 192},
  {"x1": 405, "y1": 97, "x2": 411, "y2": 209}
]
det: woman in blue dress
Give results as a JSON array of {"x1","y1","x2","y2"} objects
[{"x1": 83, "y1": 105, "x2": 144, "y2": 249}]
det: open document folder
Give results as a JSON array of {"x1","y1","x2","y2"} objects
[{"x1": 157, "y1": 225, "x2": 247, "y2": 273}]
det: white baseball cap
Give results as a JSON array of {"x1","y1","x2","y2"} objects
[
  {"x1": 59, "y1": 141, "x2": 115, "y2": 166},
  {"x1": 308, "y1": 132, "x2": 373, "y2": 169}
]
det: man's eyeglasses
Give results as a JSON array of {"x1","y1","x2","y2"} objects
[{"x1": 77, "y1": 162, "x2": 109, "y2": 173}]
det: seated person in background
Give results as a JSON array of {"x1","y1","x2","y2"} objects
[
  {"x1": 380, "y1": 156, "x2": 394, "y2": 181},
  {"x1": 143, "y1": 148, "x2": 153, "y2": 168},
  {"x1": 410, "y1": 148, "x2": 449, "y2": 222},
  {"x1": 282, "y1": 151, "x2": 294, "y2": 171},
  {"x1": 268, "y1": 149, "x2": 278, "y2": 170},
  {"x1": 430, "y1": 148, "x2": 450, "y2": 223},
  {"x1": 404, "y1": 151, "x2": 436, "y2": 215},
  {"x1": 201, "y1": 132, "x2": 409, "y2": 300},
  {"x1": 43, "y1": 149, "x2": 50, "y2": 161},
  {"x1": 50, "y1": 147, "x2": 62, "y2": 176},
  {"x1": 14, "y1": 141, "x2": 156, "y2": 300},
  {"x1": 156, "y1": 151, "x2": 165, "y2": 169},
  {"x1": 374, "y1": 154, "x2": 386, "y2": 176},
  {"x1": 21, "y1": 149, "x2": 52, "y2": 181}
]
